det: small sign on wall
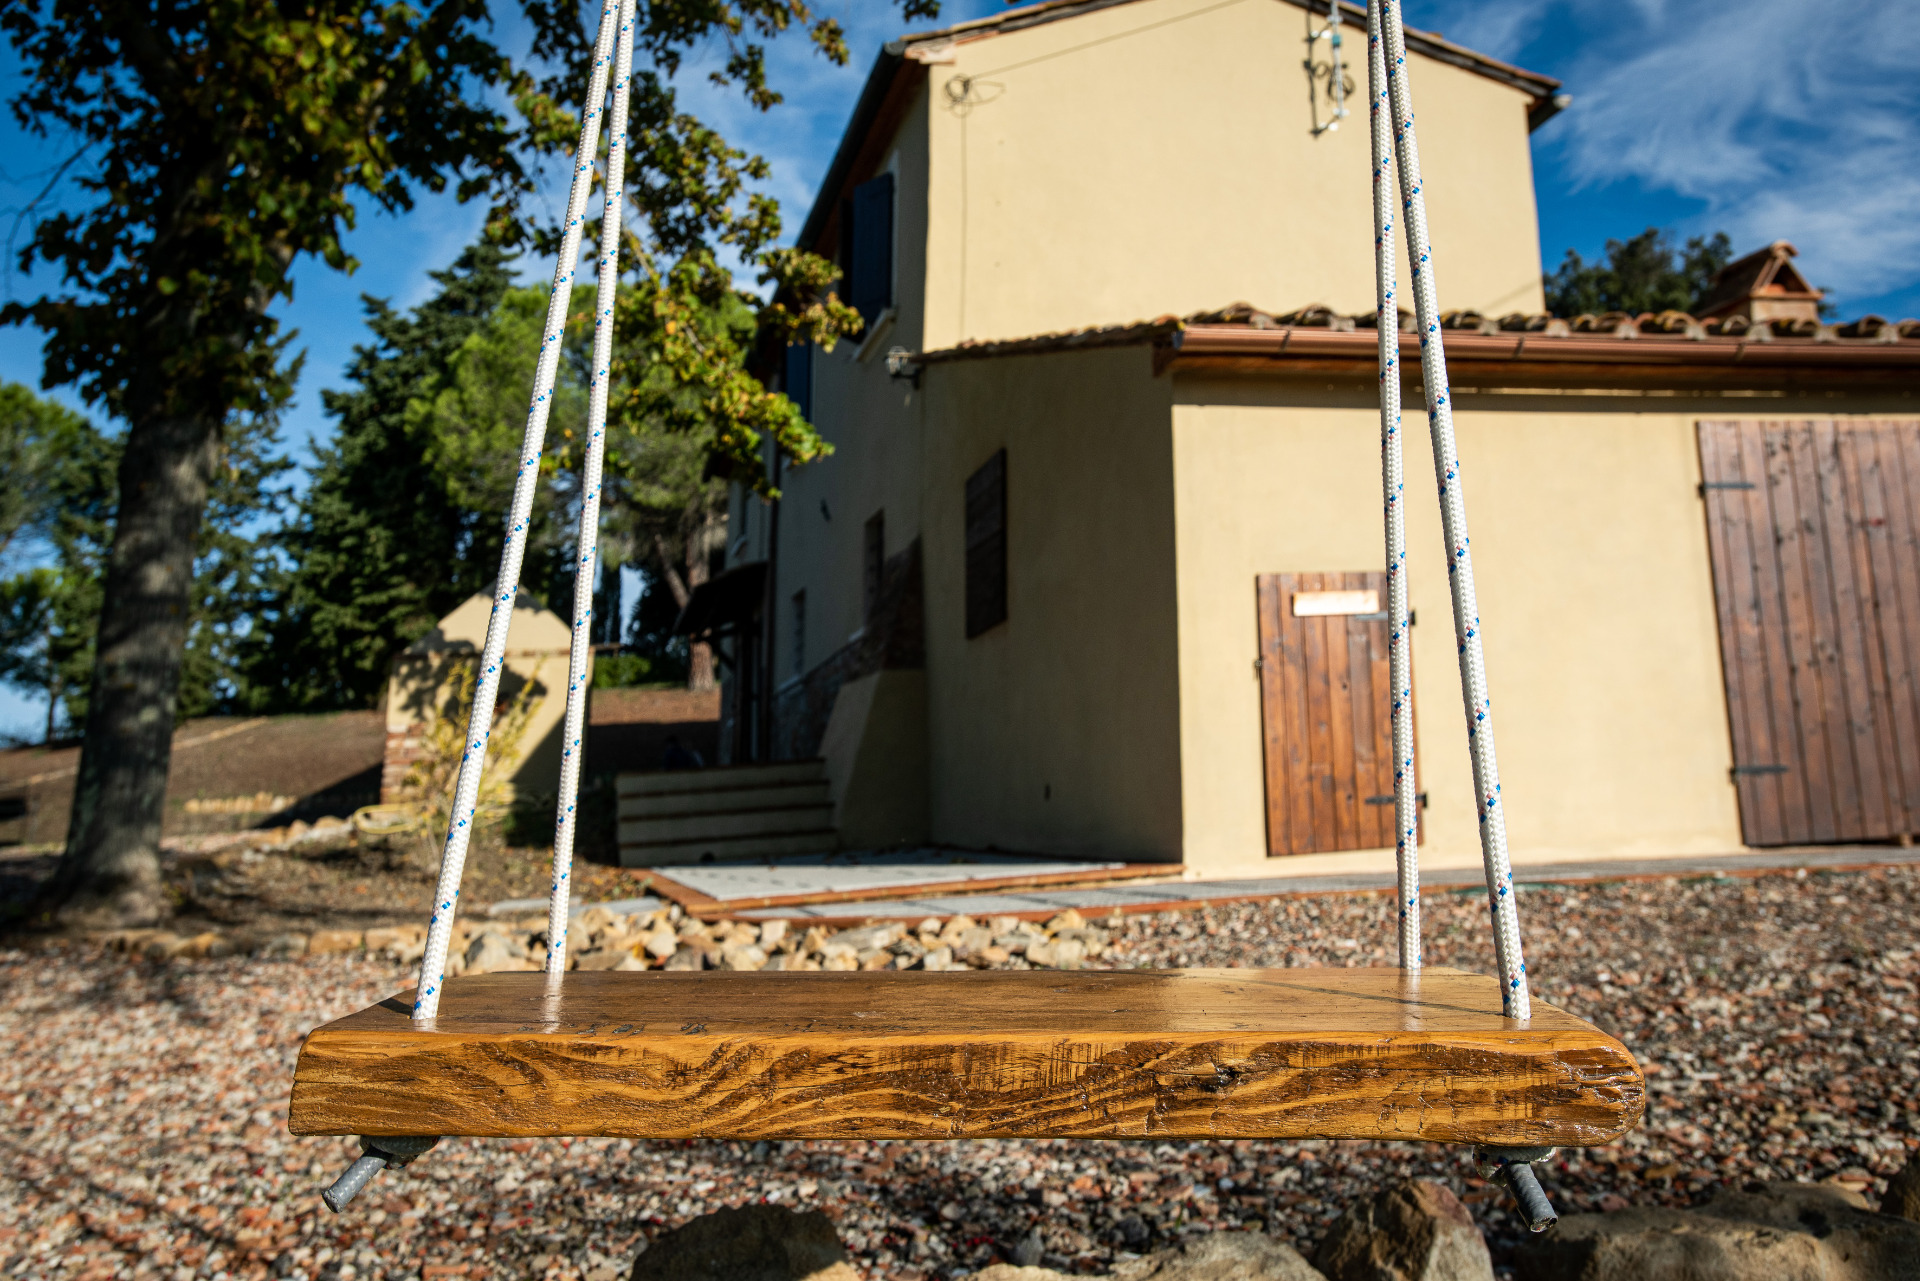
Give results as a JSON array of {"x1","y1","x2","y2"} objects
[{"x1": 1292, "y1": 589, "x2": 1380, "y2": 617}]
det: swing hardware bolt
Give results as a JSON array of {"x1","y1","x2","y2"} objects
[
  {"x1": 320, "y1": 1136, "x2": 441, "y2": 1213},
  {"x1": 1474, "y1": 1146, "x2": 1559, "y2": 1233}
]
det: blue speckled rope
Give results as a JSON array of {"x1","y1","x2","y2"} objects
[
  {"x1": 411, "y1": 0, "x2": 628, "y2": 1023},
  {"x1": 547, "y1": 0, "x2": 636, "y2": 978},
  {"x1": 1367, "y1": 0, "x2": 1419, "y2": 973},
  {"x1": 1374, "y1": 0, "x2": 1532, "y2": 1019}
]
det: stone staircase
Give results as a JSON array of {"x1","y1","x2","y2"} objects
[{"x1": 615, "y1": 759, "x2": 837, "y2": 867}]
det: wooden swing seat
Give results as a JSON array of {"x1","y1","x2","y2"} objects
[{"x1": 289, "y1": 967, "x2": 1642, "y2": 1146}]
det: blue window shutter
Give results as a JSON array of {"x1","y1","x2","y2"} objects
[
  {"x1": 784, "y1": 343, "x2": 811, "y2": 421},
  {"x1": 849, "y1": 173, "x2": 894, "y2": 329}
]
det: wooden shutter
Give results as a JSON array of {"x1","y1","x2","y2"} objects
[
  {"x1": 1256, "y1": 572, "x2": 1402, "y2": 856},
  {"x1": 1700, "y1": 420, "x2": 1920, "y2": 846},
  {"x1": 965, "y1": 450, "x2": 1007, "y2": 638},
  {"x1": 783, "y1": 343, "x2": 811, "y2": 421},
  {"x1": 849, "y1": 173, "x2": 894, "y2": 328}
]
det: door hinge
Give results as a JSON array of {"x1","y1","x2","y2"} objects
[
  {"x1": 1699, "y1": 481, "x2": 1757, "y2": 494},
  {"x1": 1731, "y1": 764, "x2": 1789, "y2": 778},
  {"x1": 1365, "y1": 792, "x2": 1429, "y2": 809}
]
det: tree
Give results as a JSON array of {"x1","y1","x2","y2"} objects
[
  {"x1": 0, "y1": 383, "x2": 119, "y2": 742},
  {"x1": 1544, "y1": 228, "x2": 1733, "y2": 317},
  {"x1": 242, "y1": 245, "x2": 526, "y2": 710},
  {"x1": 4, "y1": 0, "x2": 909, "y2": 926}
]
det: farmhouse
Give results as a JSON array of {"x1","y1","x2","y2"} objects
[{"x1": 679, "y1": 0, "x2": 1920, "y2": 881}]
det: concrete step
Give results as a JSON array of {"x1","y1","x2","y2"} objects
[
  {"x1": 617, "y1": 780, "x2": 830, "y2": 820},
  {"x1": 619, "y1": 802, "x2": 836, "y2": 844},
  {"x1": 617, "y1": 828, "x2": 839, "y2": 867},
  {"x1": 616, "y1": 759, "x2": 824, "y2": 798}
]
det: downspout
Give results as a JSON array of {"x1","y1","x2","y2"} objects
[{"x1": 761, "y1": 445, "x2": 781, "y2": 762}]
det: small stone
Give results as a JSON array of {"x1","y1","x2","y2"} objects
[
  {"x1": 1115, "y1": 1231, "x2": 1326, "y2": 1280},
  {"x1": 464, "y1": 931, "x2": 534, "y2": 974},
  {"x1": 953, "y1": 926, "x2": 994, "y2": 957},
  {"x1": 826, "y1": 922, "x2": 903, "y2": 953},
  {"x1": 1026, "y1": 939, "x2": 1058, "y2": 967},
  {"x1": 643, "y1": 928, "x2": 680, "y2": 960},
  {"x1": 968, "y1": 1269, "x2": 1070, "y2": 1281},
  {"x1": 820, "y1": 952, "x2": 858, "y2": 972},
  {"x1": 664, "y1": 947, "x2": 706, "y2": 971},
  {"x1": 757, "y1": 920, "x2": 788, "y2": 948},
  {"x1": 628, "y1": 1203, "x2": 858, "y2": 1280},
  {"x1": 1313, "y1": 1180, "x2": 1492, "y2": 1281},
  {"x1": 307, "y1": 929, "x2": 364, "y2": 955},
  {"x1": 720, "y1": 944, "x2": 768, "y2": 972},
  {"x1": 921, "y1": 946, "x2": 955, "y2": 972},
  {"x1": 573, "y1": 947, "x2": 633, "y2": 971},
  {"x1": 1045, "y1": 909, "x2": 1086, "y2": 933},
  {"x1": 140, "y1": 933, "x2": 187, "y2": 959},
  {"x1": 364, "y1": 925, "x2": 425, "y2": 954},
  {"x1": 255, "y1": 932, "x2": 308, "y2": 957}
]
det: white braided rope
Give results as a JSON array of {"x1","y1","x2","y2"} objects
[
  {"x1": 411, "y1": 0, "x2": 628, "y2": 1022},
  {"x1": 1366, "y1": 0, "x2": 1418, "y2": 973},
  {"x1": 547, "y1": 0, "x2": 636, "y2": 978},
  {"x1": 1375, "y1": 0, "x2": 1531, "y2": 1018}
]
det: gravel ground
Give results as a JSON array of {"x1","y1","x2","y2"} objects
[{"x1": 4, "y1": 865, "x2": 1916, "y2": 1281}]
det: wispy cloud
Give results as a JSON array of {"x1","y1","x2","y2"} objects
[{"x1": 1414, "y1": 0, "x2": 1920, "y2": 309}]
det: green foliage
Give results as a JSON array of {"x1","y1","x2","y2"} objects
[
  {"x1": 176, "y1": 414, "x2": 294, "y2": 718},
  {"x1": 0, "y1": 381, "x2": 288, "y2": 733},
  {"x1": 591, "y1": 652, "x2": 655, "y2": 688},
  {"x1": 0, "y1": 383, "x2": 118, "y2": 737},
  {"x1": 240, "y1": 246, "x2": 520, "y2": 710},
  {"x1": 1544, "y1": 229, "x2": 1734, "y2": 317}
]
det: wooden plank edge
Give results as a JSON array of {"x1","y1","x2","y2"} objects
[{"x1": 289, "y1": 1031, "x2": 1643, "y2": 1147}]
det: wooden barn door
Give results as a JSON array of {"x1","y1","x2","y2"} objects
[
  {"x1": 1699, "y1": 420, "x2": 1920, "y2": 846},
  {"x1": 1256, "y1": 571, "x2": 1404, "y2": 856}
]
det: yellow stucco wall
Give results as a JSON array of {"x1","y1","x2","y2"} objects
[
  {"x1": 920, "y1": 346, "x2": 1183, "y2": 860},
  {"x1": 1169, "y1": 384, "x2": 1920, "y2": 879},
  {"x1": 920, "y1": 0, "x2": 1546, "y2": 349},
  {"x1": 767, "y1": 86, "x2": 934, "y2": 677},
  {"x1": 384, "y1": 593, "x2": 578, "y2": 804}
]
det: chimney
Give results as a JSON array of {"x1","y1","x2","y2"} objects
[{"x1": 1696, "y1": 240, "x2": 1823, "y2": 325}]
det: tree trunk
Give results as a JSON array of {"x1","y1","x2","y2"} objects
[
  {"x1": 685, "y1": 526, "x2": 715, "y2": 693},
  {"x1": 40, "y1": 412, "x2": 220, "y2": 928}
]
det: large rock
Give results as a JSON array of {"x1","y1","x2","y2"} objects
[
  {"x1": 629, "y1": 1205, "x2": 858, "y2": 1281},
  {"x1": 1114, "y1": 1231, "x2": 1325, "y2": 1280},
  {"x1": 1882, "y1": 1156, "x2": 1920, "y2": 1223},
  {"x1": 1517, "y1": 1206, "x2": 1829, "y2": 1281},
  {"x1": 1313, "y1": 1180, "x2": 1493, "y2": 1281},
  {"x1": 1515, "y1": 1181, "x2": 1920, "y2": 1281},
  {"x1": 965, "y1": 1233, "x2": 1323, "y2": 1281}
]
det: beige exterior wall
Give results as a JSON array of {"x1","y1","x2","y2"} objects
[
  {"x1": 920, "y1": 0, "x2": 1545, "y2": 350},
  {"x1": 764, "y1": 86, "x2": 935, "y2": 676},
  {"x1": 920, "y1": 346, "x2": 1182, "y2": 860},
  {"x1": 1169, "y1": 384, "x2": 1919, "y2": 879},
  {"x1": 383, "y1": 594, "x2": 577, "y2": 805}
]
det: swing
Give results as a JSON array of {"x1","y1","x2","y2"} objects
[{"x1": 288, "y1": 0, "x2": 1642, "y2": 1230}]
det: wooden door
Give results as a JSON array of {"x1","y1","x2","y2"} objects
[
  {"x1": 1256, "y1": 571, "x2": 1403, "y2": 856},
  {"x1": 1699, "y1": 420, "x2": 1920, "y2": 846}
]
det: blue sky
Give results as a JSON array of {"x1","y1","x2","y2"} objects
[{"x1": 2, "y1": 0, "x2": 1917, "y2": 739}]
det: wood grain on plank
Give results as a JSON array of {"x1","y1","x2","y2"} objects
[{"x1": 289, "y1": 968, "x2": 1643, "y2": 1147}]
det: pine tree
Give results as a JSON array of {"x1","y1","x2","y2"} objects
[
  {"x1": 1544, "y1": 229, "x2": 1734, "y2": 317},
  {"x1": 243, "y1": 246, "x2": 519, "y2": 710}
]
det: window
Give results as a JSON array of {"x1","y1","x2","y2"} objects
[
  {"x1": 863, "y1": 511, "x2": 885, "y2": 619},
  {"x1": 783, "y1": 343, "x2": 812, "y2": 420},
  {"x1": 965, "y1": 450, "x2": 1007, "y2": 638},
  {"x1": 791, "y1": 590, "x2": 806, "y2": 677},
  {"x1": 841, "y1": 172, "x2": 895, "y2": 330}
]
